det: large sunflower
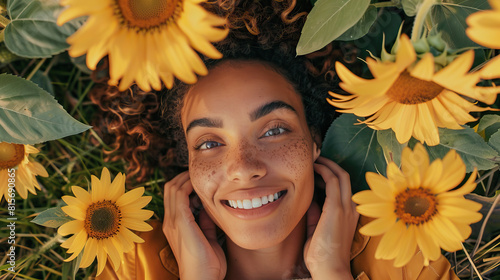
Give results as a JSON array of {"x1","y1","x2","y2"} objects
[
  {"x1": 328, "y1": 34, "x2": 500, "y2": 146},
  {"x1": 57, "y1": 0, "x2": 229, "y2": 92},
  {"x1": 0, "y1": 142, "x2": 48, "y2": 201},
  {"x1": 466, "y1": 0, "x2": 500, "y2": 79},
  {"x1": 352, "y1": 143, "x2": 482, "y2": 267},
  {"x1": 58, "y1": 167, "x2": 153, "y2": 275}
]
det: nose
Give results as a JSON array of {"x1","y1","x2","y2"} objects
[{"x1": 225, "y1": 141, "x2": 267, "y2": 182}]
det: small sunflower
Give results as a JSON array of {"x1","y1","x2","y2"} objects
[
  {"x1": 58, "y1": 167, "x2": 154, "y2": 275},
  {"x1": 57, "y1": 0, "x2": 229, "y2": 92},
  {"x1": 466, "y1": 0, "x2": 500, "y2": 79},
  {"x1": 352, "y1": 143, "x2": 482, "y2": 267},
  {"x1": 0, "y1": 142, "x2": 48, "y2": 201},
  {"x1": 328, "y1": 34, "x2": 500, "y2": 146}
]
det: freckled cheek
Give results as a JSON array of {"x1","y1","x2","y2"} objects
[
  {"x1": 268, "y1": 137, "x2": 315, "y2": 182},
  {"x1": 188, "y1": 154, "x2": 222, "y2": 203}
]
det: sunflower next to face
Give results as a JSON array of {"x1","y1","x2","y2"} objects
[
  {"x1": 0, "y1": 142, "x2": 48, "y2": 201},
  {"x1": 58, "y1": 167, "x2": 154, "y2": 275},
  {"x1": 328, "y1": 34, "x2": 500, "y2": 146},
  {"x1": 466, "y1": 0, "x2": 500, "y2": 79},
  {"x1": 57, "y1": 0, "x2": 229, "y2": 92},
  {"x1": 352, "y1": 143, "x2": 482, "y2": 267}
]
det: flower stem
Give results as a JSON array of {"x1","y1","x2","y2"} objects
[
  {"x1": 411, "y1": 0, "x2": 438, "y2": 42},
  {"x1": 0, "y1": 14, "x2": 10, "y2": 28},
  {"x1": 26, "y1": 58, "x2": 47, "y2": 81},
  {"x1": 372, "y1": 2, "x2": 397, "y2": 8}
]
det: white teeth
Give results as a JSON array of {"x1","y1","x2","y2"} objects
[
  {"x1": 243, "y1": 200, "x2": 252, "y2": 209},
  {"x1": 252, "y1": 198, "x2": 262, "y2": 208},
  {"x1": 227, "y1": 191, "x2": 283, "y2": 210},
  {"x1": 261, "y1": 195, "x2": 268, "y2": 205}
]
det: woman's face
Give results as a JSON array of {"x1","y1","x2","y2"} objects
[{"x1": 181, "y1": 61, "x2": 320, "y2": 249}]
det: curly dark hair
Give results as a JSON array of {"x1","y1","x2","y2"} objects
[{"x1": 90, "y1": 0, "x2": 346, "y2": 182}]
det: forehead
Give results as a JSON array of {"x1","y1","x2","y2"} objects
[{"x1": 181, "y1": 61, "x2": 304, "y2": 127}]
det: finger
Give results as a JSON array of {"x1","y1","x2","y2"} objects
[
  {"x1": 199, "y1": 209, "x2": 218, "y2": 243},
  {"x1": 164, "y1": 172, "x2": 194, "y2": 228},
  {"x1": 313, "y1": 163, "x2": 341, "y2": 209},
  {"x1": 306, "y1": 201, "x2": 321, "y2": 239},
  {"x1": 316, "y1": 157, "x2": 353, "y2": 208}
]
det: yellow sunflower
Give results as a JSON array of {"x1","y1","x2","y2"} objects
[
  {"x1": 0, "y1": 142, "x2": 48, "y2": 201},
  {"x1": 466, "y1": 0, "x2": 500, "y2": 79},
  {"x1": 58, "y1": 167, "x2": 154, "y2": 275},
  {"x1": 352, "y1": 143, "x2": 482, "y2": 267},
  {"x1": 57, "y1": 0, "x2": 229, "y2": 92},
  {"x1": 328, "y1": 34, "x2": 500, "y2": 146}
]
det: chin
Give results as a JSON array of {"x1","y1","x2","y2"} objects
[{"x1": 223, "y1": 214, "x2": 304, "y2": 250}]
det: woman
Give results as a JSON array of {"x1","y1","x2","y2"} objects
[
  {"x1": 96, "y1": 47, "x2": 459, "y2": 280},
  {"x1": 93, "y1": 2, "x2": 459, "y2": 279}
]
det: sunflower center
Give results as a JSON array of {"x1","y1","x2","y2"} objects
[
  {"x1": 84, "y1": 200, "x2": 122, "y2": 239},
  {"x1": 0, "y1": 143, "x2": 25, "y2": 170},
  {"x1": 115, "y1": 0, "x2": 182, "y2": 30},
  {"x1": 386, "y1": 71, "x2": 444, "y2": 104},
  {"x1": 395, "y1": 188, "x2": 437, "y2": 225}
]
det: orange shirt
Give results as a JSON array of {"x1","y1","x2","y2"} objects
[{"x1": 98, "y1": 216, "x2": 459, "y2": 280}]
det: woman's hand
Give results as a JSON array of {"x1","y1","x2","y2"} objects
[
  {"x1": 163, "y1": 171, "x2": 227, "y2": 280},
  {"x1": 303, "y1": 157, "x2": 359, "y2": 280}
]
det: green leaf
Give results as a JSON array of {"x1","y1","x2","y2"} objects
[
  {"x1": 477, "y1": 114, "x2": 500, "y2": 141},
  {"x1": 321, "y1": 114, "x2": 386, "y2": 192},
  {"x1": 488, "y1": 129, "x2": 500, "y2": 154},
  {"x1": 0, "y1": 74, "x2": 91, "y2": 144},
  {"x1": 31, "y1": 207, "x2": 74, "y2": 228},
  {"x1": 401, "y1": 0, "x2": 423, "y2": 16},
  {"x1": 337, "y1": 5, "x2": 378, "y2": 41},
  {"x1": 4, "y1": 0, "x2": 82, "y2": 58},
  {"x1": 376, "y1": 129, "x2": 405, "y2": 166},
  {"x1": 297, "y1": 0, "x2": 371, "y2": 55},
  {"x1": 31, "y1": 70, "x2": 54, "y2": 96},
  {"x1": 70, "y1": 55, "x2": 92, "y2": 75},
  {"x1": 429, "y1": 0, "x2": 491, "y2": 49},
  {"x1": 0, "y1": 44, "x2": 21, "y2": 66},
  {"x1": 423, "y1": 127, "x2": 499, "y2": 172}
]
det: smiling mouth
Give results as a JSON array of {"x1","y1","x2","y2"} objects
[{"x1": 224, "y1": 190, "x2": 287, "y2": 210}]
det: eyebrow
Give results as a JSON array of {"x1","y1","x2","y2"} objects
[
  {"x1": 250, "y1": 101, "x2": 297, "y2": 121},
  {"x1": 185, "y1": 100, "x2": 297, "y2": 134},
  {"x1": 185, "y1": 118, "x2": 222, "y2": 134}
]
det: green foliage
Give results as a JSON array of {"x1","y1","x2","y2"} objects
[
  {"x1": 321, "y1": 114, "x2": 386, "y2": 192},
  {"x1": 377, "y1": 129, "x2": 405, "y2": 166},
  {"x1": 336, "y1": 5, "x2": 378, "y2": 41},
  {"x1": 0, "y1": 74, "x2": 91, "y2": 144},
  {"x1": 31, "y1": 70, "x2": 55, "y2": 95},
  {"x1": 31, "y1": 206, "x2": 73, "y2": 228},
  {"x1": 422, "y1": 127, "x2": 499, "y2": 172},
  {"x1": 297, "y1": 0, "x2": 371, "y2": 55},
  {"x1": 488, "y1": 130, "x2": 500, "y2": 154},
  {"x1": 402, "y1": 0, "x2": 424, "y2": 16},
  {"x1": 478, "y1": 114, "x2": 500, "y2": 141},
  {"x1": 429, "y1": 0, "x2": 491, "y2": 49},
  {"x1": 5, "y1": 0, "x2": 82, "y2": 58}
]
